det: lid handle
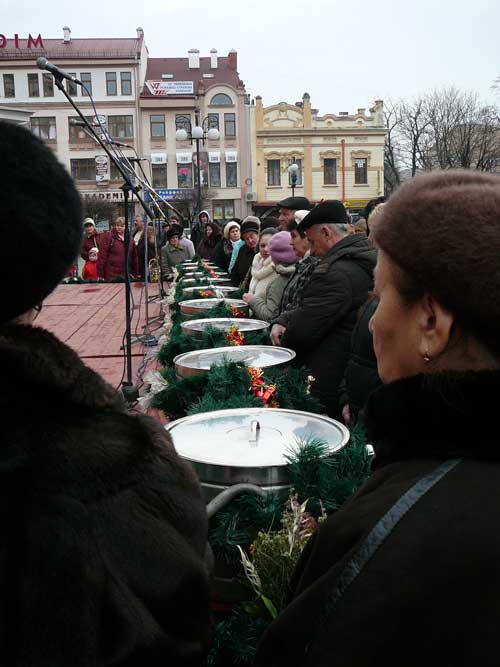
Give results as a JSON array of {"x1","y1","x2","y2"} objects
[{"x1": 249, "y1": 419, "x2": 260, "y2": 446}]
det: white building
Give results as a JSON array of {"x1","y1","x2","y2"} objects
[{"x1": 0, "y1": 26, "x2": 148, "y2": 215}]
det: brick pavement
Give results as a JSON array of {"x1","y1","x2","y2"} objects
[{"x1": 37, "y1": 282, "x2": 163, "y2": 388}]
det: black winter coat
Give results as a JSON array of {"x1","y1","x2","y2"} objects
[
  {"x1": 0, "y1": 324, "x2": 211, "y2": 666},
  {"x1": 281, "y1": 234, "x2": 376, "y2": 418},
  {"x1": 230, "y1": 244, "x2": 257, "y2": 286},
  {"x1": 340, "y1": 296, "x2": 381, "y2": 422},
  {"x1": 255, "y1": 370, "x2": 500, "y2": 667}
]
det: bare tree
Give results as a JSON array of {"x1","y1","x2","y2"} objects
[{"x1": 384, "y1": 100, "x2": 402, "y2": 193}]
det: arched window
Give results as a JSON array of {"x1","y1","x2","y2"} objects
[{"x1": 210, "y1": 93, "x2": 233, "y2": 106}]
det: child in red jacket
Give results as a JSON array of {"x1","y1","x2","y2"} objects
[{"x1": 82, "y1": 247, "x2": 99, "y2": 280}]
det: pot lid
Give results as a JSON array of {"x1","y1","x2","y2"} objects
[
  {"x1": 180, "y1": 318, "x2": 269, "y2": 334},
  {"x1": 174, "y1": 345, "x2": 295, "y2": 372},
  {"x1": 166, "y1": 408, "x2": 349, "y2": 468},
  {"x1": 179, "y1": 298, "x2": 247, "y2": 310}
]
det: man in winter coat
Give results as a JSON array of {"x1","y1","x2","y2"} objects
[
  {"x1": 277, "y1": 195, "x2": 310, "y2": 231},
  {"x1": 271, "y1": 201, "x2": 376, "y2": 418},
  {"x1": 0, "y1": 121, "x2": 211, "y2": 666}
]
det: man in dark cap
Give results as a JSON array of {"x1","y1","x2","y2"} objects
[
  {"x1": 271, "y1": 200, "x2": 376, "y2": 418},
  {"x1": 0, "y1": 122, "x2": 210, "y2": 665},
  {"x1": 277, "y1": 195, "x2": 310, "y2": 231}
]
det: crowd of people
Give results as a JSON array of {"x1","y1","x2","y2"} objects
[{"x1": 4, "y1": 118, "x2": 500, "y2": 665}]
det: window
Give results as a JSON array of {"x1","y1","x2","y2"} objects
[
  {"x1": 210, "y1": 93, "x2": 233, "y2": 106},
  {"x1": 207, "y1": 113, "x2": 219, "y2": 130},
  {"x1": 209, "y1": 162, "x2": 221, "y2": 187},
  {"x1": 213, "y1": 200, "x2": 235, "y2": 225},
  {"x1": 68, "y1": 116, "x2": 94, "y2": 143},
  {"x1": 110, "y1": 162, "x2": 123, "y2": 181},
  {"x1": 66, "y1": 74, "x2": 78, "y2": 97},
  {"x1": 108, "y1": 115, "x2": 133, "y2": 138},
  {"x1": 31, "y1": 117, "x2": 56, "y2": 141},
  {"x1": 175, "y1": 114, "x2": 191, "y2": 134},
  {"x1": 106, "y1": 72, "x2": 117, "y2": 96},
  {"x1": 226, "y1": 162, "x2": 237, "y2": 187},
  {"x1": 42, "y1": 73, "x2": 54, "y2": 97},
  {"x1": 177, "y1": 164, "x2": 193, "y2": 188},
  {"x1": 70, "y1": 158, "x2": 95, "y2": 181},
  {"x1": 224, "y1": 113, "x2": 236, "y2": 137},
  {"x1": 152, "y1": 164, "x2": 168, "y2": 188},
  {"x1": 324, "y1": 158, "x2": 337, "y2": 185},
  {"x1": 354, "y1": 158, "x2": 368, "y2": 184},
  {"x1": 267, "y1": 159, "x2": 281, "y2": 186},
  {"x1": 3, "y1": 73, "x2": 15, "y2": 98},
  {"x1": 150, "y1": 114, "x2": 165, "y2": 138},
  {"x1": 288, "y1": 159, "x2": 302, "y2": 186},
  {"x1": 80, "y1": 72, "x2": 92, "y2": 95},
  {"x1": 27, "y1": 73, "x2": 39, "y2": 97},
  {"x1": 120, "y1": 72, "x2": 132, "y2": 95}
]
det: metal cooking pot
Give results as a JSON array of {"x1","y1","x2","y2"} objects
[
  {"x1": 179, "y1": 298, "x2": 249, "y2": 317},
  {"x1": 180, "y1": 317, "x2": 270, "y2": 339}
]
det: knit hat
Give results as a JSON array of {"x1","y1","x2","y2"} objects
[
  {"x1": 278, "y1": 196, "x2": 310, "y2": 211},
  {"x1": 268, "y1": 231, "x2": 298, "y2": 265},
  {"x1": 83, "y1": 218, "x2": 95, "y2": 227},
  {"x1": 89, "y1": 247, "x2": 99, "y2": 255},
  {"x1": 240, "y1": 216, "x2": 260, "y2": 237},
  {"x1": 0, "y1": 121, "x2": 82, "y2": 324},
  {"x1": 297, "y1": 200, "x2": 348, "y2": 232},
  {"x1": 224, "y1": 220, "x2": 240, "y2": 240}
]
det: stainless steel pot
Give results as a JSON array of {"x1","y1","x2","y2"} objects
[
  {"x1": 180, "y1": 317, "x2": 270, "y2": 339},
  {"x1": 174, "y1": 344, "x2": 295, "y2": 378},
  {"x1": 166, "y1": 407, "x2": 350, "y2": 500},
  {"x1": 179, "y1": 298, "x2": 249, "y2": 317}
]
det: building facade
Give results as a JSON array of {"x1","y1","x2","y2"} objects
[
  {"x1": 251, "y1": 94, "x2": 386, "y2": 214},
  {"x1": 0, "y1": 26, "x2": 147, "y2": 219},
  {"x1": 140, "y1": 48, "x2": 252, "y2": 225}
]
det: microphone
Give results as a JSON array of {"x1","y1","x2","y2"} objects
[
  {"x1": 36, "y1": 57, "x2": 81, "y2": 84},
  {"x1": 70, "y1": 119, "x2": 92, "y2": 127}
]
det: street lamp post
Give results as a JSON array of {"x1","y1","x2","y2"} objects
[
  {"x1": 175, "y1": 109, "x2": 220, "y2": 216},
  {"x1": 288, "y1": 158, "x2": 299, "y2": 197}
]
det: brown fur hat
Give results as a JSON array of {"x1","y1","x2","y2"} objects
[{"x1": 371, "y1": 170, "x2": 500, "y2": 356}]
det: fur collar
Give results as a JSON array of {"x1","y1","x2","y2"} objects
[
  {"x1": 365, "y1": 370, "x2": 500, "y2": 468},
  {"x1": 252, "y1": 255, "x2": 275, "y2": 281},
  {"x1": 0, "y1": 323, "x2": 125, "y2": 413}
]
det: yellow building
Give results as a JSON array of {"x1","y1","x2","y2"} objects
[{"x1": 250, "y1": 93, "x2": 386, "y2": 213}]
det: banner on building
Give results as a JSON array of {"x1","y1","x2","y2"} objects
[
  {"x1": 144, "y1": 188, "x2": 192, "y2": 202},
  {"x1": 176, "y1": 152, "x2": 193, "y2": 164},
  {"x1": 95, "y1": 155, "x2": 109, "y2": 183},
  {"x1": 145, "y1": 80, "x2": 194, "y2": 96},
  {"x1": 151, "y1": 153, "x2": 167, "y2": 164}
]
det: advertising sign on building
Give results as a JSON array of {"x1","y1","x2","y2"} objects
[
  {"x1": 144, "y1": 188, "x2": 191, "y2": 201},
  {"x1": 95, "y1": 155, "x2": 109, "y2": 183},
  {"x1": 145, "y1": 80, "x2": 194, "y2": 96}
]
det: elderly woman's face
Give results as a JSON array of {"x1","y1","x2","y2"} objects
[
  {"x1": 369, "y1": 251, "x2": 424, "y2": 383},
  {"x1": 229, "y1": 226, "x2": 240, "y2": 242},
  {"x1": 243, "y1": 231, "x2": 259, "y2": 248}
]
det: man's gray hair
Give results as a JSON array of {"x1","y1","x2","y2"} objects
[{"x1": 326, "y1": 222, "x2": 351, "y2": 238}]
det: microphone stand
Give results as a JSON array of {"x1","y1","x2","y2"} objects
[{"x1": 51, "y1": 73, "x2": 153, "y2": 404}]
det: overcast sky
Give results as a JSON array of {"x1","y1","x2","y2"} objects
[{"x1": 1, "y1": 0, "x2": 498, "y2": 114}]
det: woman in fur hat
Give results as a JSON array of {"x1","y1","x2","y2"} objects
[
  {"x1": 255, "y1": 170, "x2": 500, "y2": 667},
  {"x1": 214, "y1": 219, "x2": 242, "y2": 272},
  {"x1": 0, "y1": 122, "x2": 211, "y2": 666}
]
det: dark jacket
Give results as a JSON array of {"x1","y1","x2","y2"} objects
[
  {"x1": 213, "y1": 238, "x2": 234, "y2": 272},
  {"x1": 281, "y1": 233, "x2": 376, "y2": 418},
  {"x1": 255, "y1": 370, "x2": 500, "y2": 667},
  {"x1": 97, "y1": 229, "x2": 139, "y2": 280},
  {"x1": 81, "y1": 231, "x2": 102, "y2": 261},
  {"x1": 340, "y1": 296, "x2": 381, "y2": 423},
  {"x1": 196, "y1": 222, "x2": 222, "y2": 262},
  {"x1": 0, "y1": 323, "x2": 211, "y2": 666},
  {"x1": 230, "y1": 243, "x2": 257, "y2": 286},
  {"x1": 272, "y1": 253, "x2": 320, "y2": 322}
]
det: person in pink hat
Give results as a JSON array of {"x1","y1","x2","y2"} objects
[{"x1": 243, "y1": 230, "x2": 298, "y2": 322}]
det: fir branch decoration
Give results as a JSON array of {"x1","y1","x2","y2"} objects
[{"x1": 206, "y1": 607, "x2": 268, "y2": 667}]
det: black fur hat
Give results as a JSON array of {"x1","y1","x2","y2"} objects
[
  {"x1": 0, "y1": 122, "x2": 82, "y2": 324},
  {"x1": 297, "y1": 200, "x2": 348, "y2": 232}
]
